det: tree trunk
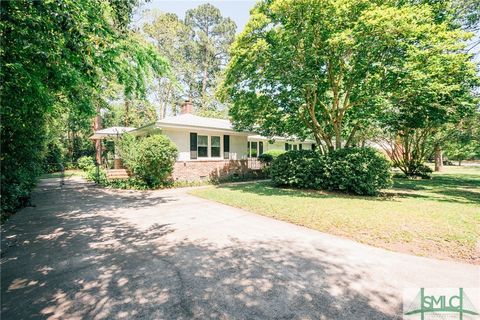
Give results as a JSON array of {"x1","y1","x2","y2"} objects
[
  {"x1": 67, "y1": 129, "x2": 73, "y2": 161},
  {"x1": 459, "y1": 160, "x2": 462, "y2": 166},
  {"x1": 201, "y1": 67, "x2": 208, "y2": 104},
  {"x1": 434, "y1": 144, "x2": 443, "y2": 172},
  {"x1": 161, "y1": 82, "x2": 173, "y2": 119},
  {"x1": 334, "y1": 122, "x2": 341, "y2": 150},
  {"x1": 125, "y1": 98, "x2": 130, "y2": 126},
  {"x1": 201, "y1": 25, "x2": 210, "y2": 107},
  {"x1": 93, "y1": 112, "x2": 102, "y2": 165}
]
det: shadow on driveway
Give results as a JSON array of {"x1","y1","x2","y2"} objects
[{"x1": 1, "y1": 178, "x2": 401, "y2": 319}]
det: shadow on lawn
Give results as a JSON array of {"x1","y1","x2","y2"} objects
[
  {"x1": 219, "y1": 181, "x2": 396, "y2": 202},
  {"x1": 392, "y1": 173, "x2": 480, "y2": 205},
  {"x1": 219, "y1": 173, "x2": 480, "y2": 206},
  {"x1": 1, "y1": 179, "x2": 401, "y2": 319}
]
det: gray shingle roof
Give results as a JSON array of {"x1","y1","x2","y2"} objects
[{"x1": 156, "y1": 114, "x2": 236, "y2": 132}]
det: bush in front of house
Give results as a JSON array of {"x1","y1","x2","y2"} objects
[
  {"x1": 120, "y1": 134, "x2": 178, "y2": 188},
  {"x1": 258, "y1": 149, "x2": 286, "y2": 177},
  {"x1": 270, "y1": 150, "x2": 328, "y2": 188},
  {"x1": 258, "y1": 149, "x2": 286, "y2": 165},
  {"x1": 325, "y1": 147, "x2": 393, "y2": 195},
  {"x1": 271, "y1": 147, "x2": 392, "y2": 195},
  {"x1": 76, "y1": 156, "x2": 107, "y2": 184}
]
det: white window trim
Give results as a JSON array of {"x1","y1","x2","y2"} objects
[
  {"x1": 197, "y1": 134, "x2": 209, "y2": 158},
  {"x1": 248, "y1": 141, "x2": 264, "y2": 158},
  {"x1": 210, "y1": 135, "x2": 222, "y2": 158},
  {"x1": 196, "y1": 133, "x2": 223, "y2": 159}
]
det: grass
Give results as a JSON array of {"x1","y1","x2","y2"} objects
[
  {"x1": 39, "y1": 169, "x2": 85, "y2": 179},
  {"x1": 189, "y1": 166, "x2": 480, "y2": 264}
]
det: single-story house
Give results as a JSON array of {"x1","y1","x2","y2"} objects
[{"x1": 92, "y1": 101, "x2": 315, "y2": 181}]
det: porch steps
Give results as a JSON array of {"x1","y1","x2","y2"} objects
[{"x1": 106, "y1": 169, "x2": 130, "y2": 180}]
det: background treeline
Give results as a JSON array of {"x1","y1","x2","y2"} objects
[{"x1": 141, "y1": 3, "x2": 236, "y2": 119}]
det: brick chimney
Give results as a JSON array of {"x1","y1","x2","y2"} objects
[{"x1": 180, "y1": 99, "x2": 194, "y2": 114}]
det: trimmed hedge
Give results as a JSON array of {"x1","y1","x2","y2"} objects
[{"x1": 271, "y1": 147, "x2": 392, "y2": 195}]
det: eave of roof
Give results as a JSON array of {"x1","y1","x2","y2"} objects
[
  {"x1": 153, "y1": 114, "x2": 254, "y2": 135},
  {"x1": 248, "y1": 135, "x2": 316, "y2": 143},
  {"x1": 89, "y1": 126, "x2": 136, "y2": 139}
]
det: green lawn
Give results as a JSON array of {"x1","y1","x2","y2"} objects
[
  {"x1": 190, "y1": 166, "x2": 480, "y2": 264},
  {"x1": 40, "y1": 169, "x2": 84, "y2": 179}
]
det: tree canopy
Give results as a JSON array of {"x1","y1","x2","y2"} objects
[
  {"x1": 0, "y1": 0, "x2": 168, "y2": 215},
  {"x1": 222, "y1": 0, "x2": 478, "y2": 155},
  {"x1": 143, "y1": 4, "x2": 236, "y2": 117}
]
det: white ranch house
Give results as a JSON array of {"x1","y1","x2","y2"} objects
[{"x1": 91, "y1": 101, "x2": 315, "y2": 181}]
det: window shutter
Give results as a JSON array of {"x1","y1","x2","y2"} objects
[
  {"x1": 190, "y1": 133, "x2": 197, "y2": 159},
  {"x1": 223, "y1": 135, "x2": 230, "y2": 159},
  {"x1": 259, "y1": 141, "x2": 264, "y2": 155}
]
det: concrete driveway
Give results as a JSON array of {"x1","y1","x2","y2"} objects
[{"x1": 1, "y1": 177, "x2": 479, "y2": 319}]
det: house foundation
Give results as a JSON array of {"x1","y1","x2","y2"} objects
[{"x1": 172, "y1": 160, "x2": 261, "y2": 182}]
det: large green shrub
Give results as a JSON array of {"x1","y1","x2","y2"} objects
[
  {"x1": 258, "y1": 149, "x2": 286, "y2": 177},
  {"x1": 405, "y1": 162, "x2": 433, "y2": 179},
  {"x1": 120, "y1": 134, "x2": 178, "y2": 188},
  {"x1": 271, "y1": 150, "x2": 328, "y2": 188},
  {"x1": 77, "y1": 156, "x2": 95, "y2": 171},
  {"x1": 326, "y1": 148, "x2": 392, "y2": 195},
  {"x1": 271, "y1": 148, "x2": 392, "y2": 195},
  {"x1": 258, "y1": 149, "x2": 286, "y2": 165}
]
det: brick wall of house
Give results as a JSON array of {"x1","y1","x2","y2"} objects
[{"x1": 172, "y1": 160, "x2": 254, "y2": 182}]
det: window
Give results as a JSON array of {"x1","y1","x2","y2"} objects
[
  {"x1": 198, "y1": 135, "x2": 208, "y2": 157},
  {"x1": 211, "y1": 136, "x2": 220, "y2": 157},
  {"x1": 259, "y1": 141, "x2": 264, "y2": 155},
  {"x1": 293, "y1": 144, "x2": 298, "y2": 151},
  {"x1": 299, "y1": 144, "x2": 303, "y2": 150},
  {"x1": 250, "y1": 141, "x2": 258, "y2": 157}
]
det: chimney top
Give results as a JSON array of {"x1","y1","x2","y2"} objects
[{"x1": 180, "y1": 100, "x2": 193, "y2": 114}]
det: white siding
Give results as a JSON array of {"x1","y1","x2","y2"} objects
[
  {"x1": 230, "y1": 134, "x2": 249, "y2": 160},
  {"x1": 265, "y1": 141, "x2": 285, "y2": 152},
  {"x1": 161, "y1": 129, "x2": 190, "y2": 161},
  {"x1": 162, "y1": 128, "x2": 248, "y2": 161}
]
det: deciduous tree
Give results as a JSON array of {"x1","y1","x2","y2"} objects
[{"x1": 222, "y1": 0, "x2": 477, "y2": 160}]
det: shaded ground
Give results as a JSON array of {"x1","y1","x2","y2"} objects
[
  {"x1": 1, "y1": 176, "x2": 479, "y2": 319},
  {"x1": 191, "y1": 166, "x2": 480, "y2": 263}
]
